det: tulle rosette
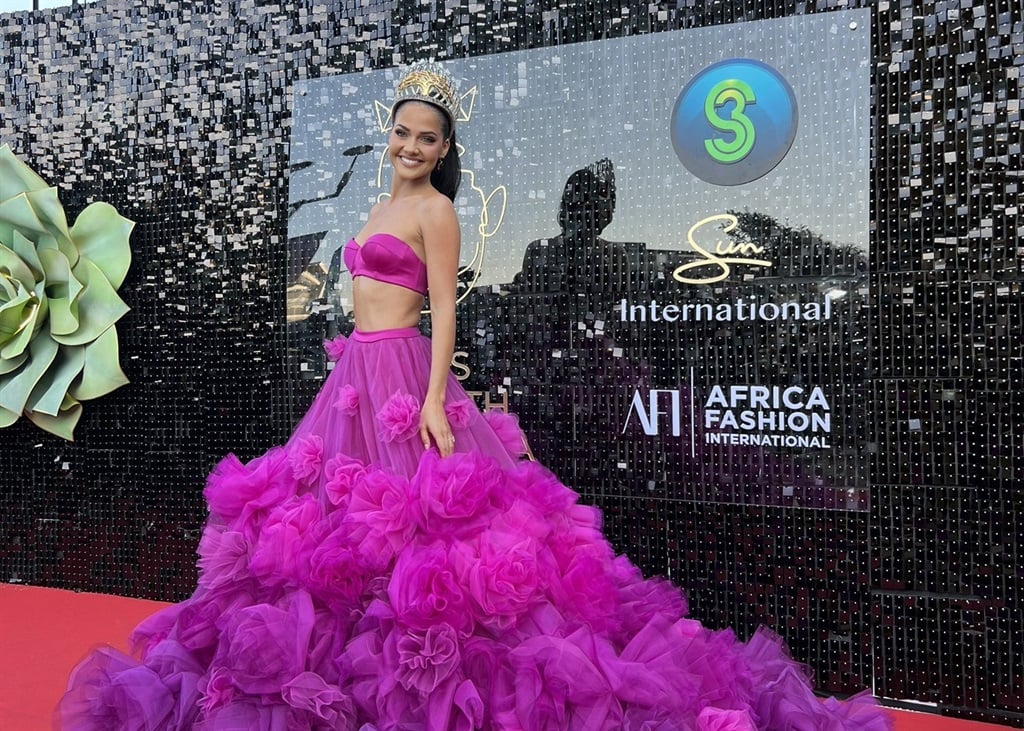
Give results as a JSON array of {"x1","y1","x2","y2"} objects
[
  {"x1": 322, "y1": 333, "x2": 347, "y2": 362},
  {"x1": 378, "y1": 390, "x2": 421, "y2": 443},
  {"x1": 333, "y1": 383, "x2": 360, "y2": 415}
]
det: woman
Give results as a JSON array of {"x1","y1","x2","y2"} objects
[{"x1": 58, "y1": 61, "x2": 889, "y2": 730}]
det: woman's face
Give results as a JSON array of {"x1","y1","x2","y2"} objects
[{"x1": 388, "y1": 101, "x2": 450, "y2": 184}]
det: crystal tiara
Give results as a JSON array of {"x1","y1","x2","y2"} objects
[{"x1": 392, "y1": 60, "x2": 460, "y2": 127}]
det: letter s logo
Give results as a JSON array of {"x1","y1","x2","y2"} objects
[
  {"x1": 703, "y1": 79, "x2": 756, "y2": 163},
  {"x1": 671, "y1": 59, "x2": 797, "y2": 186}
]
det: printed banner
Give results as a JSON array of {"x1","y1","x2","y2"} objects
[{"x1": 288, "y1": 9, "x2": 871, "y2": 510}]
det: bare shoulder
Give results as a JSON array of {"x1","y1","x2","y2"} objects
[
  {"x1": 418, "y1": 193, "x2": 459, "y2": 246},
  {"x1": 419, "y1": 192, "x2": 456, "y2": 221},
  {"x1": 367, "y1": 199, "x2": 389, "y2": 219}
]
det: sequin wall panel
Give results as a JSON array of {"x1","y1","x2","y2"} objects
[{"x1": 1, "y1": 0, "x2": 1022, "y2": 722}]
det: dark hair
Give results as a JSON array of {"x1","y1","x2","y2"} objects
[
  {"x1": 394, "y1": 100, "x2": 461, "y2": 201},
  {"x1": 431, "y1": 128, "x2": 461, "y2": 201},
  {"x1": 558, "y1": 159, "x2": 616, "y2": 234}
]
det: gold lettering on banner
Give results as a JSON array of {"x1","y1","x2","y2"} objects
[
  {"x1": 461, "y1": 388, "x2": 534, "y2": 461},
  {"x1": 463, "y1": 389, "x2": 509, "y2": 412},
  {"x1": 451, "y1": 351, "x2": 472, "y2": 381},
  {"x1": 483, "y1": 391, "x2": 509, "y2": 411},
  {"x1": 673, "y1": 213, "x2": 773, "y2": 285}
]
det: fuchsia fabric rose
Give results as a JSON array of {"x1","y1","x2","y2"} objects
[
  {"x1": 307, "y1": 526, "x2": 371, "y2": 605},
  {"x1": 547, "y1": 548, "x2": 618, "y2": 631},
  {"x1": 454, "y1": 525, "x2": 543, "y2": 631},
  {"x1": 333, "y1": 384, "x2": 359, "y2": 416},
  {"x1": 323, "y1": 334, "x2": 348, "y2": 361},
  {"x1": 388, "y1": 541, "x2": 473, "y2": 634},
  {"x1": 444, "y1": 398, "x2": 476, "y2": 428},
  {"x1": 290, "y1": 435, "x2": 324, "y2": 484},
  {"x1": 609, "y1": 555, "x2": 689, "y2": 643},
  {"x1": 670, "y1": 621, "x2": 756, "y2": 713},
  {"x1": 133, "y1": 643, "x2": 200, "y2": 714},
  {"x1": 128, "y1": 603, "x2": 183, "y2": 659},
  {"x1": 197, "y1": 666, "x2": 236, "y2": 714},
  {"x1": 248, "y1": 495, "x2": 328, "y2": 586},
  {"x1": 377, "y1": 390, "x2": 421, "y2": 443},
  {"x1": 413, "y1": 451, "x2": 500, "y2": 537},
  {"x1": 393, "y1": 623, "x2": 462, "y2": 693},
  {"x1": 203, "y1": 448, "x2": 296, "y2": 529},
  {"x1": 483, "y1": 408, "x2": 527, "y2": 457},
  {"x1": 344, "y1": 468, "x2": 417, "y2": 564},
  {"x1": 173, "y1": 593, "x2": 239, "y2": 657},
  {"x1": 213, "y1": 591, "x2": 315, "y2": 696},
  {"x1": 196, "y1": 524, "x2": 251, "y2": 591},
  {"x1": 607, "y1": 617, "x2": 703, "y2": 713},
  {"x1": 281, "y1": 671, "x2": 354, "y2": 726},
  {"x1": 749, "y1": 663, "x2": 828, "y2": 731},
  {"x1": 461, "y1": 635, "x2": 508, "y2": 690},
  {"x1": 544, "y1": 502, "x2": 610, "y2": 575},
  {"x1": 323, "y1": 454, "x2": 366, "y2": 509},
  {"x1": 494, "y1": 628, "x2": 622, "y2": 731},
  {"x1": 506, "y1": 461, "x2": 577, "y2": 513}
]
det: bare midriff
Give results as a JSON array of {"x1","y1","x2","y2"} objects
[{"x1": 351, "y1": 277, "x2": 424, "y2": 332}]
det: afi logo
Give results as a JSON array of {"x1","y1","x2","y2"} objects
[{"x1": 623, "y1": 389, "x2": 681, "y2": 437}]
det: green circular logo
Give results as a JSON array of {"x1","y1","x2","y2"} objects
[{"x1": 671, "y1": 59, "x2": 798, "y2": 186}]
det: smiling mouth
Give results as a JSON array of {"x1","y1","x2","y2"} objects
[{"x1": 398, "y1": 156, "x2": 424, "y2": 167}]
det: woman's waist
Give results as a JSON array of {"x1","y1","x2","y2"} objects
[{"x1": 350, "y1": 326, "x2": 424, "y2": 342}]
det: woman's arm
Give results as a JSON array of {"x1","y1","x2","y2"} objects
[{"x1": 419, "y1": 195, "x2": 461, "y2": 457}]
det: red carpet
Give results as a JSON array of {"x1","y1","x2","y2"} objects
[
  {"x1": 0, "y1": 583, "x2": 1011, "y2": 730},
  {"x1": 1, "y1": 584, "x2": 170, "y2": 730}
]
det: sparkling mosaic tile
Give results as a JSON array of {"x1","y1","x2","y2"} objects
[{"x1": 0, "y1": 0, "x2": 1022, "y2": 720}]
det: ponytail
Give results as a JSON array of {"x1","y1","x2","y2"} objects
[{"x1": 431, "y1": 129, "x2": 461, "y2": 201}]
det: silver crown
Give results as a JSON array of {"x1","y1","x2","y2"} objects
[{"x1": 392, "y1": 60, "x2": 460, "y2": 126}]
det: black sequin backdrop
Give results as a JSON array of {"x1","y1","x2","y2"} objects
[{"x1": 1, "y1": 0, "x2": 1022, "y2": 724}]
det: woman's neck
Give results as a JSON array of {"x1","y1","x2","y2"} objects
[{"x1": 390, "y1": 176, "x2": 434, "y2": 200}]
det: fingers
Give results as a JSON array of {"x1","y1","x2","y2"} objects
[
  {"x1": 419, "y1": 422, "x2": 456, "y2": 457},
  {"x1": 435, "y1": 430, "x2": 455, "y2": 458}
]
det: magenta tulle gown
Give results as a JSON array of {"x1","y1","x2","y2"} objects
[{"x1": 57, "y1": 326, "x2": 891, "y2": 731}]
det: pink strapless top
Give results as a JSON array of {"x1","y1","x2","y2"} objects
[{"x1": 344, "y1": 233, "x2": 427, "y2": 295}]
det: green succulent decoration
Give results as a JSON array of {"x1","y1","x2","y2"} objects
[{"x1": 0, "y1": 144, "x2": 133, "y2": 440}]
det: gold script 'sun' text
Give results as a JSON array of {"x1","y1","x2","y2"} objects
[{"x1": 673, "y1": 213, "x2": 772, "y2": 285}]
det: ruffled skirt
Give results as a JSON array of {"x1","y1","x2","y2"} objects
[{"x1": 57, "y1": 327, "x2": 890, "y2": 731}]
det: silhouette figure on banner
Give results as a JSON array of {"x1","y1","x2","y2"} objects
[{"x1": 513, "y1": 158, "x2": 633, "y2": 294}]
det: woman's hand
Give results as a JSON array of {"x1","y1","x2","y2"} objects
[{"x1": 420, "y1": 397, "x2": 455, "y2": 457}]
